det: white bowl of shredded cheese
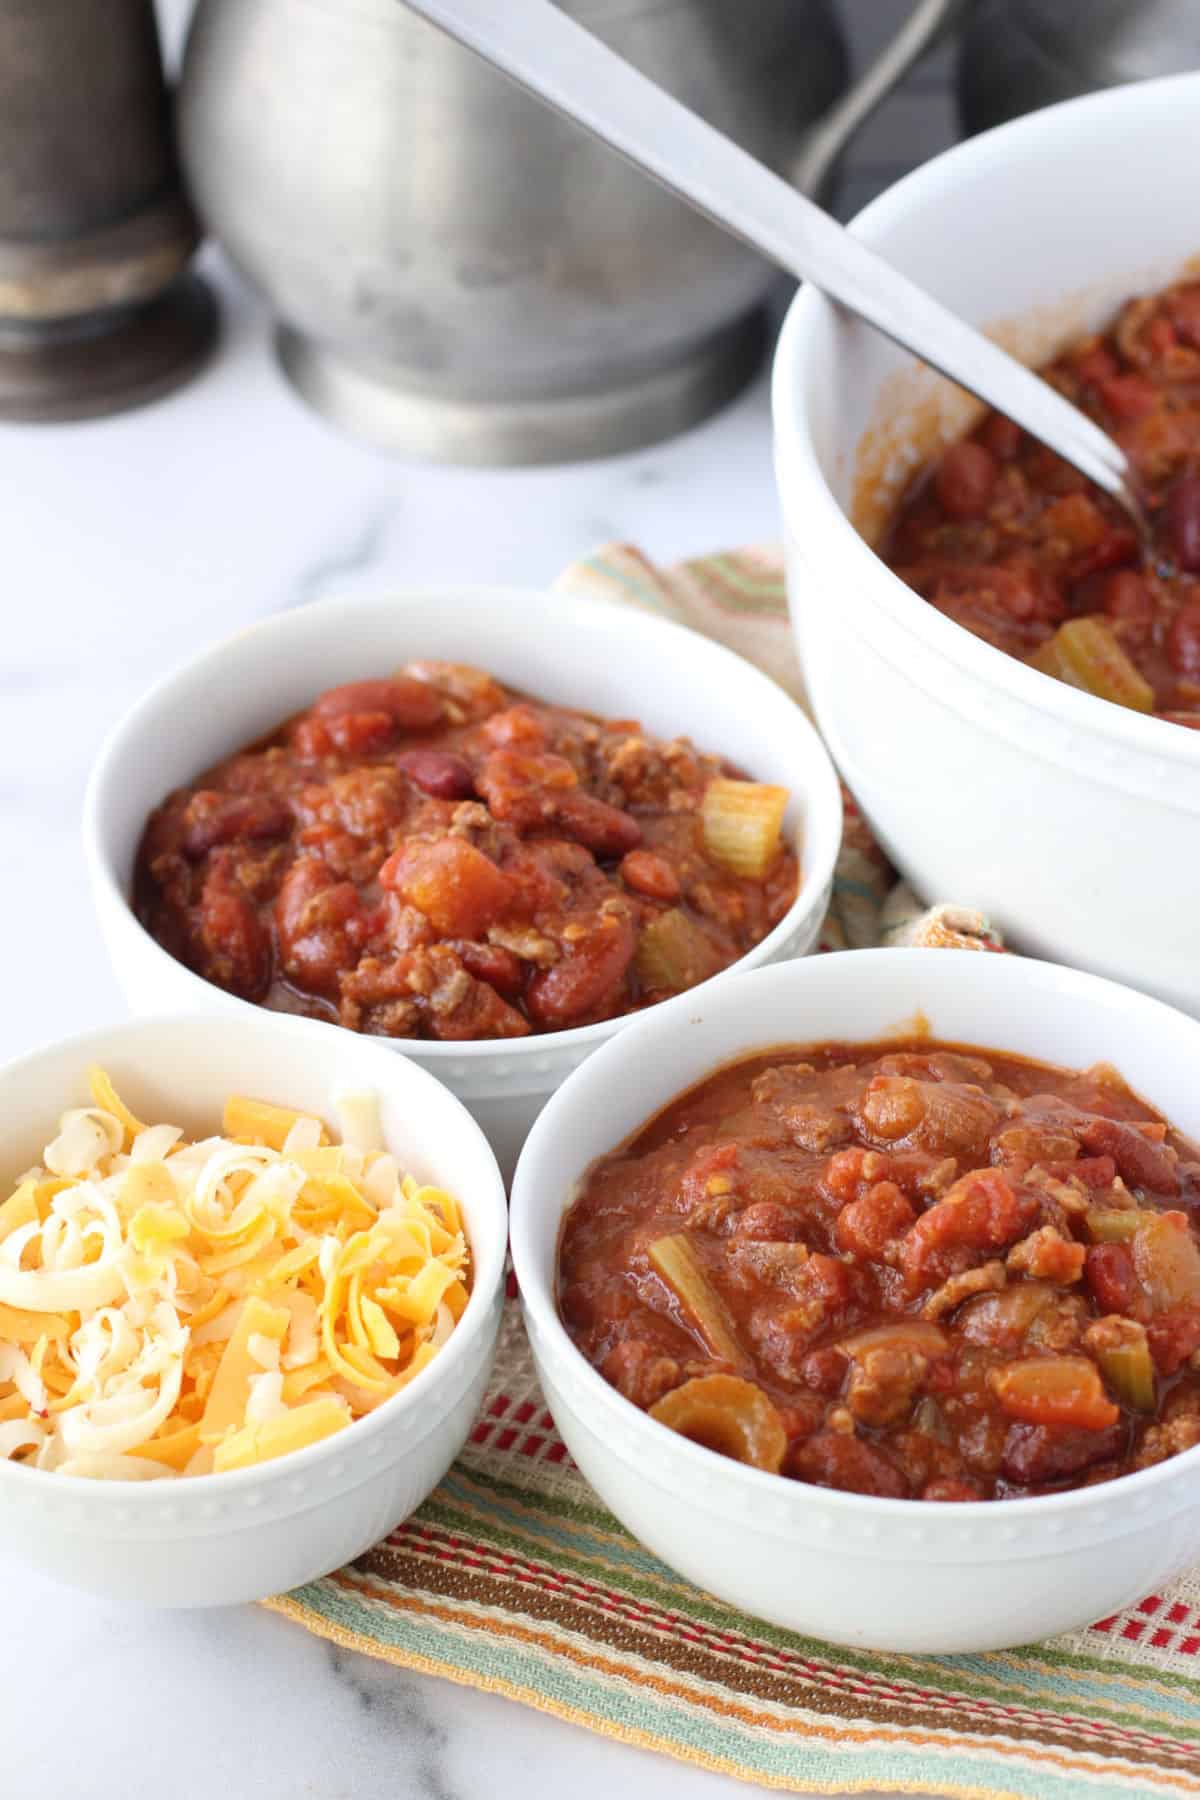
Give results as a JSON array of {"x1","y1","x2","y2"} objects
[{"x1": 0, "y1": 1010, "x2": 506, "y2": 1606}]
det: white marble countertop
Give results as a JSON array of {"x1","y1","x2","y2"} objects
[{"x1": 0, "y1": 254, "x2": 886, "y2": 1800}]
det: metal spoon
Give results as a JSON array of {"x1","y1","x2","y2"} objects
[{"x1": 399, "y1": 0, "x2": 1143, "y2": 526}]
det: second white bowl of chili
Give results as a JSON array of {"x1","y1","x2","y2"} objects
[
  {"x1": 84, "y1": 586, "x2": 841, "y2": 1178},
  {"x1": 773, "y1": 72, "x2": 1200, "y2": 1016},
  {"x1": 510, "y1": 947, "x2": 1200, "y2": 1653}
]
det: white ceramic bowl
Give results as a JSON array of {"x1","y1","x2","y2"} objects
[
  {"x1": 773, "y1": 73, "x2": 1200, "y2": 1015},
  {"x1": 84, "y1": 586, "x2": 842, "y2": 1178},
  {"x1": 511, "y1": 947, "x2": 1200, "y2": 1654},
  {"x1": 0, "y1": 1010, "x2": 507, "y2": 1607}
]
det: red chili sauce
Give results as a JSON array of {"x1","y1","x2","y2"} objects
[
  {"x1": 883, "y1": 276, "x2": 1200, "y2": 725},
  {"x1": 558, "y1": 1040, "x2": 1200, "y2": 1500},
  {"x1": 134, "y1": 663, "x2": 798, "y2": 1041}
]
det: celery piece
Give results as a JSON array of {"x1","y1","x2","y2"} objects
[
  {"x1": 700, "y1": 778, "x2": 789, "y2": 878},
  {"x1": 635, "y1": 909, "x2": 724, "y2": 994},
  {"x1": 1030, "y1": 617, "x2": 1154, "y2": 713},
  {"x1": 1086, "y1": 1208, "x2": 1144, "y2": 1243},
  {"x1": 1095, "y1": 1335, "x2": 1156, "y2": 1412},
  {"x1": 648, "y1": 1233, "x2": 748, "y2": 1368}
]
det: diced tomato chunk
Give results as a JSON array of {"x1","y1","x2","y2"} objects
[
  {"x1": 899, "y1": 1169, "x2": 1035, "y2": 1289},
  {"x1": 380, "y1": 837, "x2": 516, "y2": 939},
  {"x1": 620, "y1": 849, "x2": 681, "y2": 901},
  {"x1": 327, "y1": 711, "x2": 398, "y2": 755},
  {"x1": 1146, "y1": 1306, "x2": 1200, "y2": 1376},
  {"x1": 677, "y1": 1142, "x2": 739, "y2": 1218},
  {"x1": 822, "y1": 1147, "x2": 874, "y2": 1204},
  {"x1": 835, "y1": 1181, "x2": 915, "y2": 1260}
]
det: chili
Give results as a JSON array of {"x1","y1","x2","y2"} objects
[
  {"x1": 558, "y1": 1039, "x2": 1200, "y2": 1500},
  {"x1": 135, "y1": 663, "x2": 798, "y2": 1041},
  {"x1": 883, "y1": 275, "x2": 1200, "y2": 726}
]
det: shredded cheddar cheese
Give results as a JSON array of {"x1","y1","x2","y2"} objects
[{"x1": 0, "y1": 1071, "x2": 470, "y2": 1480}]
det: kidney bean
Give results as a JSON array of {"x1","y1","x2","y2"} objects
[
  {"x1": 481, "y1": 704, "x2": 548, "y2": 749},
  {"x1": 789, "y1": 1431, "x2": 908, "y2": 1498},
  {"x1": 1079, "y1": 1115, "x2": 1179, "y2": 1194},
  {"x1": 1073, "y1": 344, "x2": 1118, "y2": 385},
  {"x1": 526, "y1": 910, "x2": 635, "y2": 1027},
  {"x1": 181, "y1": 792, "x2": 291, "y2": 859},
  {"x1": 1086, "y1": 1243, "x2": 1140, "y2": 1316},
  {"x1": 312, "y1": 676, "x2": 443, "y2": 730},
  {"x1": 934, "y1": 441, "x2": 997, "y2": 520},
  {"x1": 618, "y1": 848, "x2": 680, "y2": 901},
  {"x1": 455, "y1": 940, "x2": 524, "y2": 999},
  {"x1": 1168, "y1": 282, "x2": 1200, "y2": 348},
  {"x1": 275, "y1": 857, "x2": 364, "y2": 996},
  {"x1": 1096, "y1": 373, "x2": 1156, "y2": 420},
  {"x1": 396, "y1": 748, "x2": 476, "y2": 800},
  {"x1": 551, "y1": 791, "x2": 642, "y2": 857},
  {"x1": 978, "y1": 413, "x2": 1021, "y2": 461},
  {"x1": 1102, "y1": 568, "x2": 1152, "y2": 625},
  {"x1": 1000, "y1": 1421, "x2": 1122, "y2": 1486},
  {"x1": 1167, "y1": 600, "x2": 1200, "y2": 676},
  {"x1": 1164, "y1": 472, "x2": 1200, "y2": 571},
  {"x1": 199, "y1": 863, "x2": 270, "y2": 999}
]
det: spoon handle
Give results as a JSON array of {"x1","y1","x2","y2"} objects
[{"x1": 400, "y1": 0, "x2": 1133, "y2": 507}]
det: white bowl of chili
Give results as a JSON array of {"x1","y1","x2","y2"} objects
[
  {"x1": 84, "y1": 587, "x2": 841, "y2": 1179},
  {"x1": 511, "y1": 947, "x2": 1200, "y2": 1653},
  {"x1": 772, "y1": 72, "x2": 1200, "y2": 1015},
  {"x1": 0, "y1": 1008, "x2": 507, "y2": 1606}
]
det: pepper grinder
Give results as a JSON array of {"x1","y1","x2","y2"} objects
[{"x1": 0, "y1": 0, "x2": 218, "y2": 422}]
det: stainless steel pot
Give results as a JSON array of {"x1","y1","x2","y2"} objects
[
  {"x1": 180, "y1": 0, "x2": 958, "y2": 463},
  {"x1": 958, "y1": 0, "x2": 1200, "y2": 137},
  {"x1": 0, "y1": 0, "x2": 217, "y2": 421}
]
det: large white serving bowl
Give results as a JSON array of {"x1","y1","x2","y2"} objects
[
  {"x1": 0, "y1": 1010, "x2": 506, "y2": 1607},
  {"x1": 84, "y1": 587, "x2": 841, "y2": 1179},
  {"x1": 511, "y1": 947, "x2": 1200, "y2": 1654},
  {"x1": 773, "y1": 73, "x2": 1200, "y2": 1015}
]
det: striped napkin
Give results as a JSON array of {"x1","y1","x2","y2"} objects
[{"x1": 268, "y1": 546, "x2": 1200, "y2": 1799}]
